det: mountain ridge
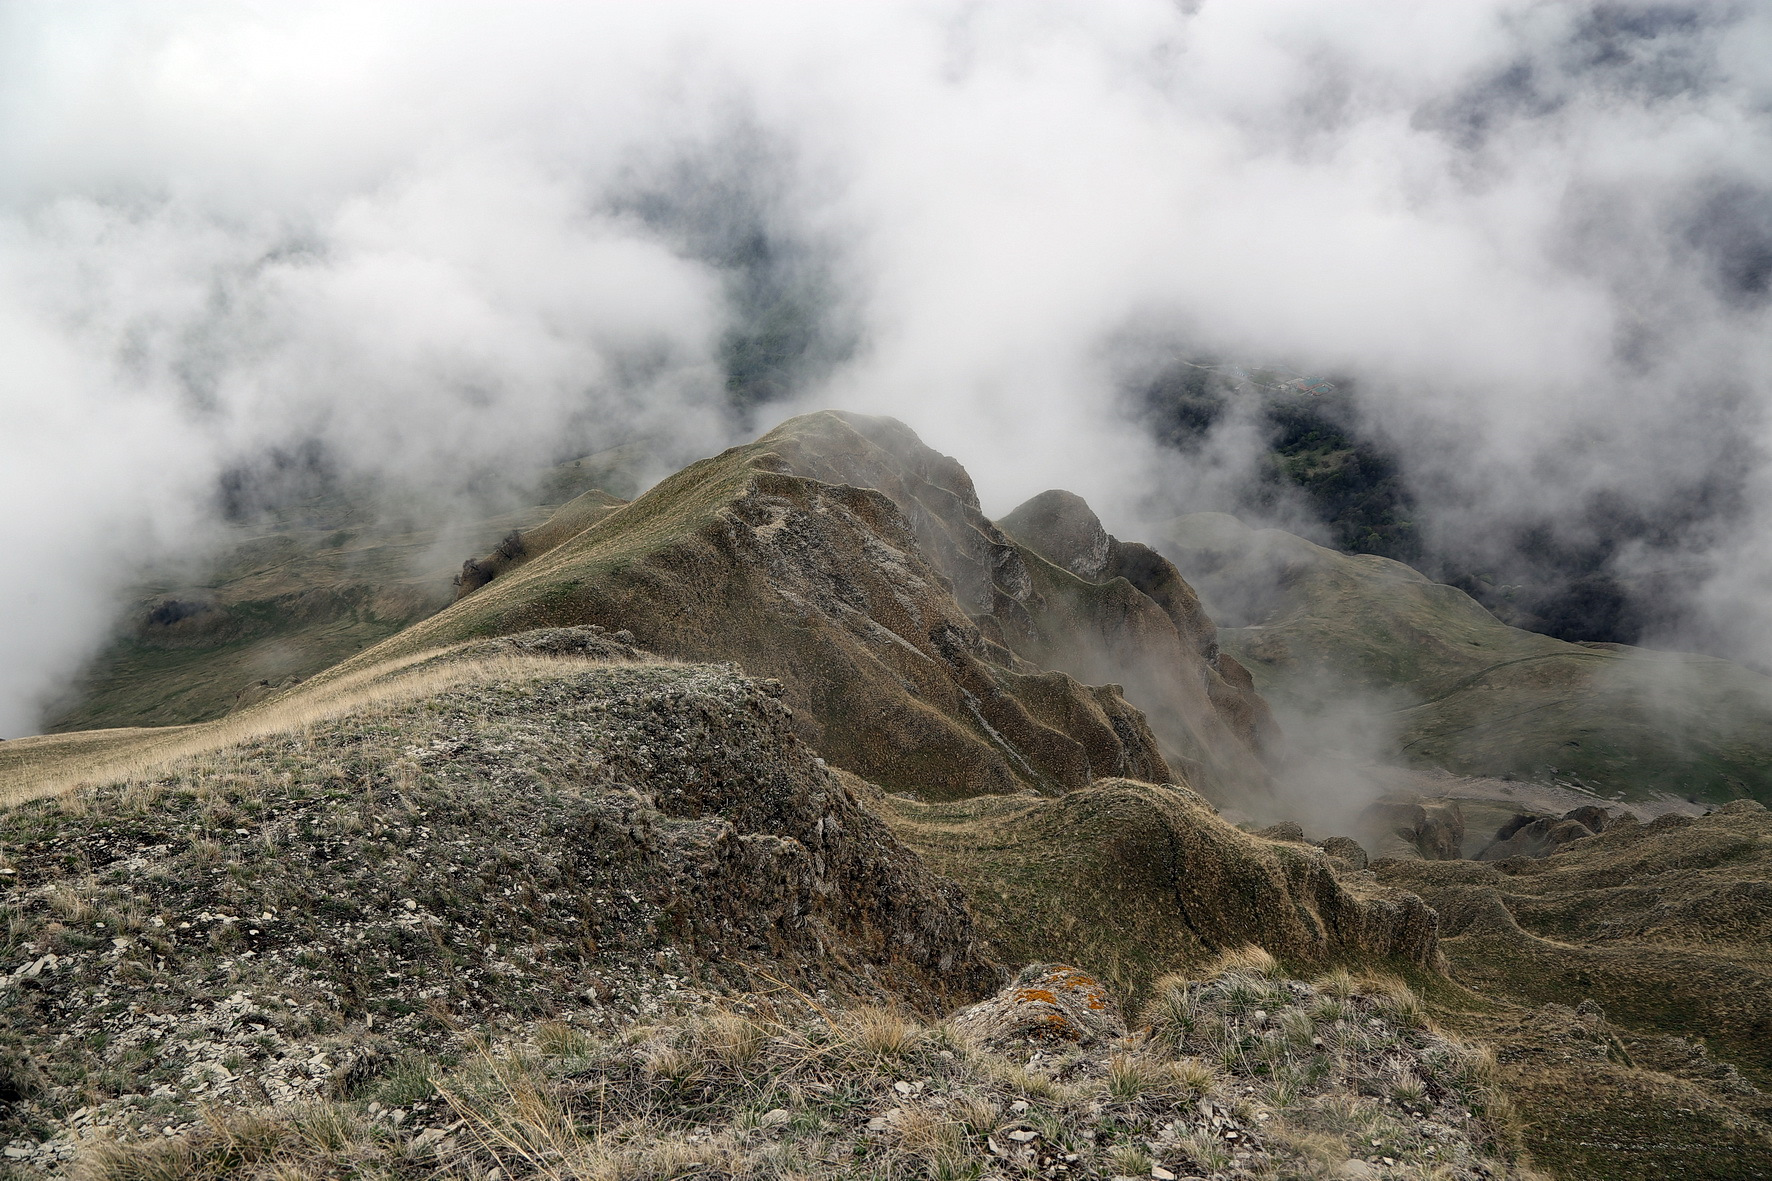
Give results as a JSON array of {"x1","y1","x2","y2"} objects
[{"x1": 6, "y1": 411, "x2": 1772, "y2": 1179}]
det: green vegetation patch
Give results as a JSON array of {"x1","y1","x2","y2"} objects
[{"x1": 1159, "y1": 513, "x2": 1772, "y2": 803}]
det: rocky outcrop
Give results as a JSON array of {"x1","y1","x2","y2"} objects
[
  {"x1": 950, "y1": 963, "x2": 1124, "y2": 1051},
  {"x1": 1002, "y1": 490, "x2": 1216, "y2": 657},
  {"x1": 1317, "y1": 835, "x2": 1371, "y2": 870},
  {"x1": 999, "y1": 489, "x2": 1278, "y2": 795},
  {"x1": 1362, "y1": 799, "x2": 1467, "y2": 860}
]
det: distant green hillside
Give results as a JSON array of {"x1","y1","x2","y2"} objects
[
  {"x1": 1157, "y1": 513, "x2": 1772, "y2": 804},
  {"x1": 42, "y1": 448, "x2": 646, "y2": 733}
]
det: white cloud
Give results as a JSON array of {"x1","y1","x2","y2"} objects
[{"x1": 2, "y1": 1, "x2": 1770, "y2": 731}]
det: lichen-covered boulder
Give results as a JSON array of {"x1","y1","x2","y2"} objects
[{"x1": 951, "y1": 964, "x2": 1125, "y2": 1051}]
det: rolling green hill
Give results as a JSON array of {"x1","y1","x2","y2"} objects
[{"x1": 1157, "y1": 512, "x2": 1772, "y2": 804}]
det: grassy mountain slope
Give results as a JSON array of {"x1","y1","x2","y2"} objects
[
  {"x1": 1157, "y1": 512, "x2": 1772, "y2": 804},
  {"x1": 1380, "y1": 801, "x2": 1772, "y2": 1179},
  {"x1": 7, "y1": 410, "x2": 1772, "y2": 1178},
  {"x1": 880, "y1": 778, "x2": 1439, "y2": 998},
  {"x1": 0, "y1": 630, "x2": 1535, "y2": 1180},
  {"x1": 452, "y1": 488, "x2": 628, "y2": 598},
  {"x1": 42, "y1": 452, "x2": 641, "y2": 735}
]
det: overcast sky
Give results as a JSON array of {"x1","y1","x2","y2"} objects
[{"x1": 2, "y1": 1, "x2": 1770, "y2": 734}]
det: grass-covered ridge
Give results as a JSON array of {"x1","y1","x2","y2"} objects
[
  {"x1": 880, "y1": 779, "x2": 1440, "y2": 1003},
  {"x1": 270, "y1": 413, "x2": 1197, "y2": 801},
  {"x1": 1375, "y1": 800, "x2": 1772, "y2": 1179}
]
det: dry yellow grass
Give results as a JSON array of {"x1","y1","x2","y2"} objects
[
  {"x1": 0, "y1": 647, "x2": 660, "y2": 810},
  {"x1": 1201, "y1": 944, "x2": 1285, "y2": 981}
]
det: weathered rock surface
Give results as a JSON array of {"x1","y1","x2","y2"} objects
[{"x1": 950, "y1": 963, "x2": 1124, "y2": 1051}]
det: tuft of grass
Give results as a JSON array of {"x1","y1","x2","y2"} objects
[
  {"x1": 1107, "y1": 1142, "x2": 1153, "y2": 1176},
  {"x1": 642, "y1": 1044, "x2": 701, "y2": 1088},
  {"x1": 371, "y1": 1057, "x2": 439, "y2": 1108},
  {"x1": 72, "y1": 1104, "x2": 365, "y2": 1181},
  {"x1": 533, "y1": 1020, "x2": 597, "y2": 1059},
  {"x1": 44, "y1": 880, "x2": 97, "y2": 924},
  {"x1": 1166, "y1": 1057, "x2": 1217, "y2": 1098},
  {"x1": 952, "y1": 1093, "x2": 1000, "y2": 1135},
  {"x1": 1182, "y1": 1126, "x2": 1233, "y2": 1172},
  {"x1": 1105, "y1": 1054, "x2": 1156, "y2": 1102},
  {"x1": 1370, "y1": 982, "x2": 1432, "y2": 1030},
  {"x1": 1205, "y1": 944, "x2": 1285, "y2": 981},
  {"x1": 895, "y1": 1106, "x2": 963, "y2": 1156},
  {"x1": 1142, "y1": 973, "x2": 1199, "y2": 1048},
  {"x1": 698, "y1": 1010, "x2": 767, "y2": 1069},
  {"x1": 1392, "y1": 1075, "x2": 1429, "y2": 1109},
  {"x1": 1279, "y1": 1006, "x2": 1317, "y2": 1048},
  {"x1": 1456, "y1": 1042, "x2": 1499, "y2": 1087},
  {"x1": 837, "y1": 1006, "x2": 925, "y2": 1062}
]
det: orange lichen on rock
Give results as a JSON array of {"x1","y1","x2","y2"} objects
[
  {"x1": 952, "y1": 963, "x2": 1126, "y2": 1051},
  {"x1": 1044, "y1": 968, "x2": 1111, "y2": 1009}
]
